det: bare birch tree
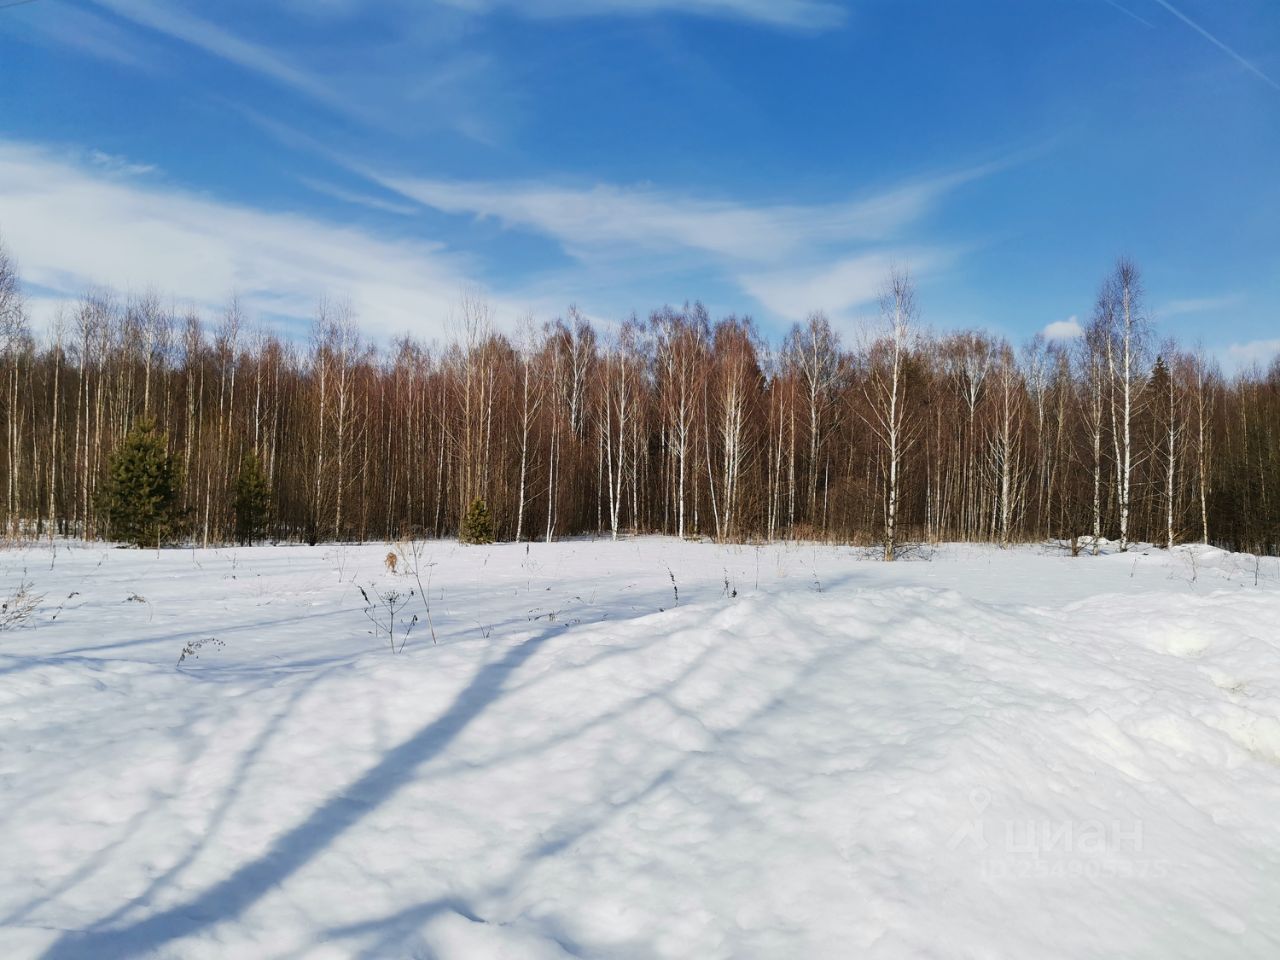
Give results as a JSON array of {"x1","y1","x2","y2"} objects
[{"x1": 862, "y1": 270, "x2": 918, "y2": 561}]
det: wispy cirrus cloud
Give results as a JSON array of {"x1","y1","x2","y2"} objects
[
  {"x1": 378, "y1": 163, "x2": 993, "y2": 263},
  {"x1": 1099, "y1": 0, "x2": 1154, "y2": 30},
  {"x1": 298, "y1": 178, "x2": 421, "y2": 217},
  {"x1": 86, "y1": 0, "x2": 356, "y2": 114},
  {"x1": 0, "y1": 139, "x2": 524, "y2": 341},
  {"x1": 436, "y1": 0, "x2": 847, "y2": 30},
  {"x1": 86, "y1": 150, "x2": 159, "y2": 178},
  {"x1": 53, "y1": 2, "x2": 512, "y2": 142},
  {"x1": 372, "y1": 159, "x2": 1003, "y2": 319},
  {"x1": 1150, "y1": 0, "x2": 1280, "y2": 92},
  {"x1": 740, "y1": 249, "x2": 948, "y2": 322},
  {"x1": 10, "y1": 2, "x2": 161, "y2": 69},
  {"x1": 63, "y1": 0, "x2": 843, "y2": 139},
  {"x1": 1157, "y1": 293, "x2": 1242, "y2": 318},
  {"x1": 0, "y1": 131, "x2": 1002, "y2": 334}
]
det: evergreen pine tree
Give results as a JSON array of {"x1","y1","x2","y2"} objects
[
  {"x1": 459, "y1": 497, "x2": 495, "y2": 544},
  {"x1": 233, "y1": 451, "x2": 272, "y2": 545},
  {"x1": 99, "y1": 419, "x2": 184, "y2": 547}
]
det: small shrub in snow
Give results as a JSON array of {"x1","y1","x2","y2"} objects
[
  {"x1": 722, "y1": 568, "x2": 737, "y2": 599},
  {"x1": 0, "y1": 576, "x2": 41, "y2": 630},
  {"x1": 358, "y1": 583, "x2": 417, "y2": 653},
  {"x1": 396, "y1": 540, "x2": 440, "y2": 645},
  {"x1": 125, "y1": 591, "x2": 154, "y2": 622},
  {"x1": 328, "y1": 544, "x2": 352, "y2": 582},
  {"x1": 177, "y1": 637, "x2": 224, "y2": 666},
  {"x1": 48, "y1": 590, "x2": 80, "y2": 622},
  {"x1": 892, "y1": 542, "x2": 935, "y2": 562}
]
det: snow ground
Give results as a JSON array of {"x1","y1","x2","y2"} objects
[{"x1": 2, "y1": 537, "x2": 1280, "y2": 959}]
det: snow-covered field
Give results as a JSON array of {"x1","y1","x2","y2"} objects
[{"x1": 3, "y1": 537, "x2": 1280, "y2": 960}]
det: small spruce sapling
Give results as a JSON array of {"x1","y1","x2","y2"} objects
[
  {"x1": 460, "y1": 498, "x2": 496, "y2": 545},
  {"x1": 233, "y1": 451, "x2": 271, "y2": 545},
  {"x1": 98, "y1": 418, "x2": 185, "y2": 548}
]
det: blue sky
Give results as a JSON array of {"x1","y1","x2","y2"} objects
[{"x1": 1, "y1": 0, "x2": 1277, "y2": 364}]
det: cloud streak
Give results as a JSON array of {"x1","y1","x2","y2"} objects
[
  {"x1": 436, "y1": 0, "x2": 846, "y2": 30},
  {"x1": 0, "y1": 134, "x2": 996, "y2": 335},
  {"x1": 298, "y1": 178, "x2": 422, "y2": 217},
  {"x1": 86, "y1": 0, "x2": 357, "y2": 114},
  {"x1": 53, "y1": 3, "x2": 517, "y2": 142},
  {"x1": 740, "y1": 249, "x2": 948, "y2": 321},
  {"x1": 371, "y1": 160, "x2": 1001, "y2": 319},
  {"x1": 382, "y1": 168, "x2": 984, "y2": 260},
  {"x1": 0, "y1": 139, "x2": 521, "y2": 341},
  {"x1": 1157, "y1": 293, "x2": 1241, "y2": 318},
  {"x1": 1150, "y1": 0, "x2": 1280, "y2": 92},
  {"x1": 86, "y1": 150, "x2": 159, "y2": 178},
  {"x1": 10, "y1": 2, "x2": 161, "y2": 69},
  {"x1": 1099, "y1": 0, "x2": 1154, "y2": 30},
  {"x1": 68, "y1": 0, "x2": 844, "y2": 135}
]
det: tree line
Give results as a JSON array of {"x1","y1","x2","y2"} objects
[{"x1": 1, "y1": 234, "x2": 1276, "y2": 556}]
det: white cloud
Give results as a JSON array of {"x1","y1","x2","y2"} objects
[
  {"x1": 54, "y1": 3, "x2": 509, "y2": 142},
  {"x1": 1157, "y1": 293, "x2": 1241, "y2": 318},
  {"x1": 739, "y1": 250, "x2": 946, "y2": 323},
  {"x1": 1224, "y1": 338, "x2": 1280, "y2": 370},
  {"x1": 377, "y1": 163, "x2": 994, "y2": 266},
  {"x1": 87, "y1": 150, "x2": 158, "y2": 178},
  {"x1": 1042, "y1": 316, "x2": 1083, "y2": 340},
  {"x1": 1150, "y1": 0, "x2": 1280, "y2": 93},
  {"x1": 436, "y1": 0, "x2": 846, "y2": 29},
  {"x1": 86, "y1": 0, "x2": 356, "y2": 115},
  {"x1": 69, "y1": 0, "x2": 842, "y2": 144},
  {"x1": 385, "y1": 178, "x2": 799, "y2": 261},
  {"x1": 369, "y1": 161, "x2": 1000, "y2": 321},
  {"x1": 1100, "y1": 0, "x2": 1154, "y2": 29},
  {"x1": 298, "y1": 178, "x2": 422, "y2": 217},
  {"x1": 0, "y1": 140, "x2": 522, "y2": 342},
  {"x1": 0, "y1": 126, "x2": 1018, "y2": 332},
  {"x1": 11, "y1": 3, "x2": 161, "y2": 70}
]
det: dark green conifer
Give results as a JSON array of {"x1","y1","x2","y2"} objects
[
  {"x1": 99, "y1": 419, "x2": 184, "y2": 547},
  {"x1": 233, "y1": 451, "x2": 272, "y2": 545},
  {"x1": 459, "y1": 497, "x2": 495, "y2": 544}
]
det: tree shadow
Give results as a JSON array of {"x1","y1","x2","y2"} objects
[
  {"x1": 0, "y1": 606, "x2": 363, "y2": 680},
  {"x1": 38, "y1": 620, "x2": 572, "y2": 960},
  {"x1": 311, "y1": 622, "x2": 872, "y2": 958},
  {"x1": 6, "y1": 664, "x2": 339, "y2": 929},
  {"x1": 37, "y1": 577, "x2": 891, "y2": 959},
  {"x1": 321, "y1": 897, "x2": 487, "y2": 960}
]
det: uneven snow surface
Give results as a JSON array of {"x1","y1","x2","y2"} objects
[{"x1": 3, "y1": 538, "x2": 1280, "y2": 959}]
